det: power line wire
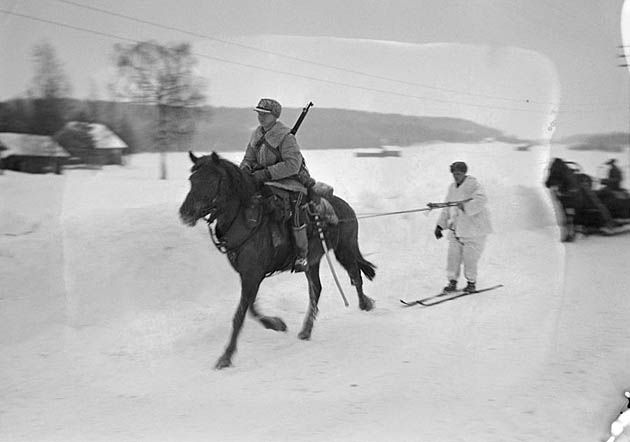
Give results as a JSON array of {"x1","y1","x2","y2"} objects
[
  {"x1": 0, "y1": 6, "x2": 625, "y2": 117},
  {"x1": 0, "y1": 6, "x2": 547, "y2": 113},
  {"x1": 52, "y1": 0, "x2": 545, "y2": 105},
  {"x1": 50, "y1": 0, "x2": 626, "y2": 109}
]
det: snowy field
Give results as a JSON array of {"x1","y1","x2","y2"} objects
[{"x1": 1, "y1": 142, "x2": 629, "y2": 442}]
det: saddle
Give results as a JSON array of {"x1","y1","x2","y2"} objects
[{"x1": 244, "y1": 181, "x2": 338, "y2": 247}]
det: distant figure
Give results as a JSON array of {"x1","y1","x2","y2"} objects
[
  {"x1": 602, "y1": 159, "x2": 623, "y2": 191},
  {"x1": 433, "y1": 161, "x2": 492, "y2": 294},
  {"x1": 239, "y1": 98, "x2": 314, "y2": 272}
]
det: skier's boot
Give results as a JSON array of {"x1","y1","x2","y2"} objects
[
  {"x1": 443, "y1": 279, "x2": 457, "y2": 293},
  {"x1": 463, "y1": 281, "x2": 476, "y2": 293}
]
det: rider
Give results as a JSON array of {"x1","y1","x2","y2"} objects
[
  {"x1": 603, "y1": 158, "x2": 623, "y2": 191},
  {"x1": 239, "y1": 98, "x2": 314, "y2": 272}
]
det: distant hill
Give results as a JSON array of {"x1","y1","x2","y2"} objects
[
  {"x1": 194, "y1": 107, "x2": 525, "y2": 152},
  {"x1": 0, "y1": 99, "x2": 526, "y2": 153},
  {"x1": 558, "y1": 132, "x2": 630, "y2": 152}
]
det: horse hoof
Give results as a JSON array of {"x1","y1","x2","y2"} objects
[
  {"x1": 298, "y1": 330, "x2": 311, "y2": 340},
  {"x1": 215, "y1": 357, "x2": 232, "y2": 370},
  {"x1": 261, "y1": 316, "x2": 287, "y2": 332},
  {"x1": 276, "y1": 319, "x2": 287, "y2": 332},
  {"x1": 360, "y1": 297, "x2": 375, "y2": 311}
]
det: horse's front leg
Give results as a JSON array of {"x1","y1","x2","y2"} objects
[
  {"x1": 564, "y1": 207, "x2": 576, "y2": 242},
  {"x1": 299, "y1": 260, "x2": 322, "y2": 340},
  {"x1": 215, "y1": 274, "x2": 263, "y2": 369},
  {"x1": 249, "y1": 302, "x2": 287, "y2": 332}
]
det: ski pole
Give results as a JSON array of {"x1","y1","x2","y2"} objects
[{"x1": 314, "y1": 214, "x2": 349, "y2": 307}]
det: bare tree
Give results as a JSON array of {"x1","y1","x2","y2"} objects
[
  {"x1": 111, "y1": 41, "x2": 206, "y2": 179},
  {"x1": 28, "y1": 41, "x2": 72, "y2": 134},
  {"x1": 30, "y1": 41, "x2": 71, "y2": 98}
]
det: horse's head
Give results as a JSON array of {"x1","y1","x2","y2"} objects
[
  {"x1": 545, "y1": 158, "x2": 571, "y2": 189},
  {"x1": 179, "y1": 151, "x2": 256, "y2": 226}
]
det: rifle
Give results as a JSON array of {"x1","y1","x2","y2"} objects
[{"x1": 291, "y1": 102, "x2": 314, "y2": 135}]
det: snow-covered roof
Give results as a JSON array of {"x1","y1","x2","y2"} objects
[
  {"x1": 65, "y1": 122, "x2": 128, "y2": 150},
  {"x1": 0, "y1": 133, "x2": 70, "y2": 157}
]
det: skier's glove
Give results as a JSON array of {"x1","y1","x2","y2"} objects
[{"x1": 434, "y1": 225, "x2": 443, "y2": 239}]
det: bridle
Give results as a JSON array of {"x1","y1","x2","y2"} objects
[{"x1": 198, "y1": 174, "x2": 263, "y2": 256}]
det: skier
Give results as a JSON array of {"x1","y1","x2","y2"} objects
[{"x1": 433, "y1": 161, "x2": 492, "y2": 294}]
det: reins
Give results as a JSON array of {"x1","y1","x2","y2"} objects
[
  {"x1": 207, "y1": 215, "x2": 265, "y2": 255},
  {"x1": 204, "y1": 195, "x2": 263, "y2": 255}
]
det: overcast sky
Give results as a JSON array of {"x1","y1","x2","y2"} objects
[{"x1": 1, "y1": 0, "x2": 629, "y2": 139}]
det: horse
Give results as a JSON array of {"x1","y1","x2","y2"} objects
[
  {"x1": 545, "y1": 158, "x2": 630, "y2": 241},
  {"x1": 179, "y1": 152, "x2": 375, "y2": 369}
]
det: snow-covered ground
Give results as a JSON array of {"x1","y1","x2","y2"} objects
[{"x1": 1, "y1": 142, "x2": 629, "y2": 442}]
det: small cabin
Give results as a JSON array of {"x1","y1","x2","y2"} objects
[
  {"x1": 62, "y1": 122, "x2": 128, "y2": 165},
  {"x1": 0, "y1": 133, "x2": 70, "y2": 174}
]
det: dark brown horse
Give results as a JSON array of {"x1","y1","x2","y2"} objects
[
  {"x1": 179, "y1": 152, "x2": 375, "y2": 369},
  {"x1": 545, "y1": 158, "x2": 630, "y2": 241}
]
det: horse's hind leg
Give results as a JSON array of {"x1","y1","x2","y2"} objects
[
  {"x1": 298, "y1": 260, "x2": 322, "y2": 340},
  {"x1": 215, "y1": 274, "x2": 263, "y2": 369},
  {"x1": 334, "y1": 247, "x2": 374, "y2": 311}
]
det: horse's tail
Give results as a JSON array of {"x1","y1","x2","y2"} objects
[{"x1": 357, "y1": 251, "x2": 376, "y2": 281}]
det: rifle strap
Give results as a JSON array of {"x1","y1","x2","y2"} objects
[
  {"x1": 261, "y1": 136, "x2": 285, "y2": 163},
  {"x1": 255, "y1": 131, "x2": 310, "y2": 179}
]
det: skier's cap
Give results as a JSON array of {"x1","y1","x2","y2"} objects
[
  {"x1": 450, "y1": 161, "x2": 468, "y2": 173},
  {"x1": 606, "y1": 158, "x2": 617, "y2": 165},
  {"x1": 254, "y1": 98, "x2": 281, "y2": 118}
]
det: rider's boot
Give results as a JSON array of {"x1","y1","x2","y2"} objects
[{"x1": 292, "y1": 224, "x2": 309, "y2": 272}]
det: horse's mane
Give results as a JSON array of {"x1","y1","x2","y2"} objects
[
  {"x1": 551, "y1": 157, "x2": 568, "y2": 172},
  {"x1": 193, "y1": 153, "x2": 257, "y2": 203}
]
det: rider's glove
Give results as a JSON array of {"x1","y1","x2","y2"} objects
[{"x1": 252, "y1": 169, "x2": 271, "y2": 184}]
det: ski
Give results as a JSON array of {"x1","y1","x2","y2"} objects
[
  {"x1": 400, "y1": 291, "x2": 451, "y2": 306},
  {"x1": 400, "y1": 284, "x2": 504, "y2": 307}
]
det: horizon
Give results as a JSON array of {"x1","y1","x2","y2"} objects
[{"x1": 3, "y1": 97, "x2": 629, "y2": 144}]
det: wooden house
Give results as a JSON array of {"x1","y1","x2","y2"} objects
[
  {"x1": 0, "y1": 133, "x2": 70, "y2": 174},
  {"x1": 63, "y1": 122, "x2": 128, "y2": 165}
]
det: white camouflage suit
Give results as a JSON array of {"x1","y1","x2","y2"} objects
[{"x1": 436, "y1": 176, "x2": 492, "y2": 283}]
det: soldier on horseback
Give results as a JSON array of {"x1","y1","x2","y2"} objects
[{"x1": 239, "y1": 98, "x2": 315, "y2": 272}]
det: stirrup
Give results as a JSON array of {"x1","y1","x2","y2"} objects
[{"x1": 294, "y1": 257, "x2": 308, "y2": 272}]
